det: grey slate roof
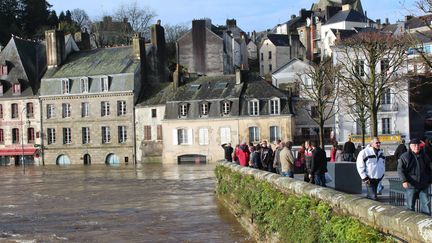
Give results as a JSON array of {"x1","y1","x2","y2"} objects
[
  {"x1": 43, "y1": 46, "x2": 140, "y2": 79},
  {"x1": 330, "y1": 29, "x2": 357, "y2": 39},
  {"x1": 405, "y1": 15, "x2": 432, "y2": 30},
  {"x1": 0, "y1": 37, "x2": 46, "y2": 97},
  {"x1": 137, "y1": 82, "x2": 175, "y2": 106},
  {"x1": 266, "y1": 34, "x2": 290, "y2": 46},
  {"x1": 325, "y1": 9, "x2": 371, "y2": 25}
]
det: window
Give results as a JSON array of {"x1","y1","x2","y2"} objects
[
  {"x1": 249, "y1": 127, "x2": 260, "y2": 143},
  {"x1": 222, "y1": 101, "x2": 230, "y2": 115},
  {"x1": 220, "y1": 127, "x2": 231, "y2": 144},
  {"x1": 381, "y1": 88, "x2": 391, "y2": 105},
  {"x1": 118, "y1": 126, "x2": 127, "y2": 143},
  {"x1": 269, "y1": 64, "x2": 272, "y2": 72},
  {"x1": 101, "y1": 76, "x2": 109, "y2": 92},
  {"x1": 260, "y1": 52, "x2": 263, "y2": 61},
  {"x1": 26, "y1": 103, "x2": 34, "y2": 118},
  {"x1": 102, "y1": 126, "x2": 110, "y2": 143},
  {"x1": 0, "y1": 129, "x2": 3, "y2": 143},
  {"x1": 199, "y1": 128, "x2": 209, "y2": 145},
  {"x1": 12, "y1": 128, "x2": 19, "y2": 144},
  {"x1": 62, "y1": 79, "x2": 70, "y2": 94},
  {"x1": 0, "y1": 104, "x2": 3, "y2": 118},
  {"x1": 144, "y1": 126, "x2": 151, "y2": 141},
  {"x1": 47, "y1": 128, "x2": 56, "y2": 144},
  {"x1": 270, "y1": 126, "x2": 281, "y2": 143},
  {"x1": 80, "y1": 77, "x2": 89, "y2": 93},
  {"x1": 179, "y1": 104, "x2": 188, "y2": 117},
  {"x1": 27, "y1": 127, "x2": 35, "y2": 143},
  {"x1": 270, "y1": 98, "x2": 280, "y2": 115},
  {"x1": 157, "y1": 125, "x2": 162, "y2": 140},
  {"x1": 177, "y1": 129, "x2": 188, "y2": 145},
  {"x1": 117, "y1": 101, "x2": 126, "y2": 116},
  {"x1": 81, "y1": 102, "x2": 89, "y2": 117},
  {"x1": 62, "y1": 103, "x2": 71, "y2": 118},
  {"x1": 304, "y1": 77, "x2": 313, "y2": 88},
  {"x1": 12, "y1": 83, "x2": 20, "y2": 94},
  {"x1": 310, "y1": 106, "x2": 319, "y2": 118},
  {"x1": 268, "y1": 51, "x2": 272, "y2": 59},
  {"x1": 355, "y1": 60, "x2": 365, "y2": 77},
  {"x1": 101, "y1": 101, "x2": 110, "y2": 116},
  {"x1": 0, "y1": 65, "x2": 7, "y2": 75},
  {"x1": 382, "y1": 118, "x2": 391, "y2": 134},
  {"x1": 11, "y1": 103, "x2": 18, "y2": 119},
  {"x1": 47, "y1": 104, "x2": 54, "y2": 119},
  {"x1": 63, "y1": 128, "x2": 72, "y2": 144},
  {"x1": 381, "y1": 59, "x2": 390, "y2": 73},
  {"x1": 248, "y1": 100, "x2": 259, "y2": 116},
  {"x1": 82, "y1": 127, "x2": 90, "y2": 144},
  {"x1": 200, "y1": 103, "x2": 209, "y2": 116},
  {"x1": 152, "y1": 109, "x2": 157, "y2": 118}
]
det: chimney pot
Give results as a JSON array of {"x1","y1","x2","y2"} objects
[{"x1": 342, "y1": 4, "x2": 352, "y2": 11}]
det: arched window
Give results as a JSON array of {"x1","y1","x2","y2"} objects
[
  {"x1": 56, "y1": 154, "x2": 71, "y2": 165},
  {"x1": 106, "y1": 153, "x2": 120, "y2": 165}
]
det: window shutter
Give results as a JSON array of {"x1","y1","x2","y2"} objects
[
  {"x1": 172, "y1": 129, "x2": 178, "y2": 145},
  {"x1": 187, "y1": 129, "x2": 193, "y2": 145}
]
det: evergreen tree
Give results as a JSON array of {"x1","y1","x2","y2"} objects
[
  {"x1": 58, "y1": 11, "x2": 65, "y2": 22},
  {"x1": 0, "y1": 0, "x2": 20, "y2": 45},
  {"x1": 20, "y1": 0, "x2": 52, "y2": 39},
  {"x1": 47, "y1": 10, "x2": 59, "y2": 28}
]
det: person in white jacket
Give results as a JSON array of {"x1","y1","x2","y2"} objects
[{"x1": 356, "y1": 137, "x2": 386, "y2": 200}]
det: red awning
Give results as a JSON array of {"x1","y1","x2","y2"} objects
[{"x1": 0, "y1": 148, "x2": 38, "y2": 156}]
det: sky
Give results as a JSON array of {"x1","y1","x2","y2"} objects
[{"x1": 49, "y1": 0, "x2": 420, "y2": 33}]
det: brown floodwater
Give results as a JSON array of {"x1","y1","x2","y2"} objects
[{"x1": 0, "y1": 163, "x2": 253, "y2": 243}]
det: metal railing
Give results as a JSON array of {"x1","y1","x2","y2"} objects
[{"x1": 388, "y1": 177, "x2": 432, "y2": 214}]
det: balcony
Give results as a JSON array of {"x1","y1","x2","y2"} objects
[{"x1": 379, "y1": 103, "x2": 398, "y2": 112}]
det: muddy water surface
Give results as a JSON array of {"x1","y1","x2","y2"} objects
[{"x1": 0, "y1": 164, "x2": 252, "y2": 243}]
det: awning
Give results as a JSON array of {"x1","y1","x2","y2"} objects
[{"x1": 0, "y1": 148, "x2": 38, "y2": 156}]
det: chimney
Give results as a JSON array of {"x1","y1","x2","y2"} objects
[
  {"x1": 385, "y1": 18, "x2": 389, "y2": 25},
  {"x1": 173, "y1": 42, "x2": 180, "y2": 90},
  {"x1": 235, "y1": 68, "x2": 242, "y2": 84},
  {"x1": 226, "y1": 19, "x2": 237, "y2": 28},
  {"x1": 376, "y1": 19, "x2": 381, "y2": 26},
  {"x1": 74, "y1": 28, "x2": 91, "y2": 50},
  {"x1": 342, "y1": 4, "x2": 351, "y2": 11},
  {"x1": 132, "y1": 32, "x2": 145, "y2": 60},
  {"x1": 45, "y1": 29, "x2": 65, "y2": 68},
  {"x1": 151, "y1": 20, "x2": 168, "y2": 82}
]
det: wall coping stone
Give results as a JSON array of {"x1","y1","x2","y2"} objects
[{"x1": 218, "y1": 161, "x2": 432, "y2": 243}]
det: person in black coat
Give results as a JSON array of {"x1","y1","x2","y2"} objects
[
  {"x1": 309, "y1": 140, "x2": 327, "y2": 187},
  {"x1": 221, "y1": 143, "x2": 233, "y2": 162},
  {"x1": 394, "y1": 139, "x2": 407, "y2": 160}
]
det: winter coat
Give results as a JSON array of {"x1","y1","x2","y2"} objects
[
  {"x1": 397, "y1": 150, "x2": 432, "y2": 189},
  {"x1": 356, "y1": 145, "x2": 385, "y2": 180},
  {"x1": 236, "y1": 144, "x2": 250, "y2": 167},
  {"x1": 280, "y1": 147, "x2": 295, "y2": 173},
  {"x1": 311, "y1": 146, "x2": 327, "y2": 175}
]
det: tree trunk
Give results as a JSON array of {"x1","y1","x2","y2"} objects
[
  {"x1": 361, "y1": 122, "x2": 366, "y2": 147},
  {"x1": 319, "y1": 120, "x2": 325, "y2": 148},
  {"x1": 370, "y1": 107, "x2": 378, "y2": 137}
]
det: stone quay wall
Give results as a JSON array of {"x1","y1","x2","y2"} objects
[{"x1": 217, "y1": 161, "x2": 432, "y2": 243}]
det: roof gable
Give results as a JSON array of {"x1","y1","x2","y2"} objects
[
  {"x1": 325, "y1": 9, "x2": 371, "y2": 25},
  {"x1": 266, "y1": 34, "x2": 290, "y2": 46}
]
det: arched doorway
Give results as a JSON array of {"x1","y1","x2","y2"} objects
[
  {"x1": 83, "y1": 154, "x2": 91, "y2": 165},
  {"x1": 56, "y1": 154, "x2": 71, "y2": 165},
  {"x1": 105, "y1": 153, "x2": 120, "y2": 165}
]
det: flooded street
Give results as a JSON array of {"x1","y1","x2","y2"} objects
[{"x1": 0, "y1": 164, "x2": 252, "y2": 243}]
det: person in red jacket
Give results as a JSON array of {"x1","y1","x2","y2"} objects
[{"x1": 236, "y1": 142, "x2": 250, "y2": 167}]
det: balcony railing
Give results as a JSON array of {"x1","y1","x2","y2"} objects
[{"x1": 379, "y1": 103, "x2": 398, "y2": 112}]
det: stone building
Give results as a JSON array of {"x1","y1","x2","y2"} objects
[
  {"x1": 0, "y1": 37, "x2": 46, "y2": 165},
  {"x1": 39, "y1": 30, "x2": 147, "y2": 165},
  {"x1": 177, "y1": 19, "x2": 249, "y2": 76},
  {"x1": 91, "y1": 16, "x2": 134, "y2": 47}
]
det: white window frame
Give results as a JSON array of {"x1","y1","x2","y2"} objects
[
  {"x1": 102, "y1": 126, "x2": 111, "y2": 144},
  {"x1": 249, "y1": 126, "x2": 260, "y2": 143},
  {"x1": 101, "y1": 76, "x2": 109, "y2": 92},
  {"x1": 269, "y1": 98, "x2": 280, "y2": 115},
  {"x1": 62, "y1": 79, "x2": 70, "y2": 94},
  {"x1": 101, "y1": 101, "x2": 110, "y2": 117},
  {"x1": 201, "y1": 103, "x2": 209, "y2": 116},
  {"x1": 173, "y1": 128, "x2": 192, "y2": 145},
  {"x1": 269, "y1": 126, "x2": 281, "y2": 143},
  {"x1": 382, "y1": 88, "x2": 391, "y2": 105},
  {"x1": 81, "y1": 102, "x2": 89, "y2": 117},
  {"x1": 62, "y1": 103, "x2": 71, "y2": 118},
  {"x1": 12, "y1": 83, "x2": 21, "y2": 94},
  {"x1": 82, "y1": 127, "x2": 90, "y2": 144},
  {"x1": 199, "y1": 128, "x2": 209, "y2": 145},
  {"x1": 248, "y1": 99, "x2": 259, "y2": 116},
  {"x1": 179, "y1": 104, "x2": 188, "y2": 117},
  {"x1": 118, "y1": 126, "x2": 127, "y2": 143},
  {"x1": 220, "y1": 127, "x2": 231, "y2": 144},
  {"x1": 117, "y1": 100, "x2": 126, "y2": 116},
  {"x1": 382, "y1": 118, "x2": 391, "y2": 134},
  {"x1": 47, "y1": 128, "x2": 56, "y2": 144},
  {"x1": 222, "y1": 101, "x2": 230, "y2": 115},
  {"x1": 80, "y1": 77, "x2": 89, "y2": 93},
  {"x1": 63, "y1": 127, "x2": 72, "y2": 144},
  {"x1": 47, "y1": 104, "x2": 54, "y2": 119},
  {"x1": 355, "y1": 60, "x2": 365, "y2": 77}
]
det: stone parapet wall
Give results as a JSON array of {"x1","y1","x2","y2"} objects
[{"x1": 218, "y1": 161, "x2": 432, "y2": 243}]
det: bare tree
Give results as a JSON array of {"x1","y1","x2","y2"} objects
[
  {"x1": 114, "y1": 0, "x2": 156, "y2": 38},
  {"x1": 335, "y1": 31, "x2": 409, "y2": 137},
  {"x1": 164, "y1": 23, "x2": 189, "y2": 69},
  {"x1": 70, "y1": 8, "x2": 91, "y2": 31},
  {"x1": 298, "y1": 59, "x2": 340, "y2": 147}
]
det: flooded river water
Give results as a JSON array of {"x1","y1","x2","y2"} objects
[{"x1": 0, "y1": 164, "x2": 252, "y2": 243}]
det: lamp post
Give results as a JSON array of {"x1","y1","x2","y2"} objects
[{"x1": 21, "y1": 106, "x2": 27, "y2": 174}]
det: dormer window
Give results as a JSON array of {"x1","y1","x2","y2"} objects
[
  {"x1": 62, "y1": 79, "x2": 70, "y2": 94},
  {"x1": 0, "y1": 65, "x2": 7, "y2": 75},
  {"x1": 248, "y1": 99, "x2": 259, "y2": 116},
  {"x1": 179, "y1": 103, "x2": 188, "y2": 118},
  {"x1": 80, "y1": 77, "x2": 89, "y2": 93},
  {"x1": 200, "y1": 102, "x2": 209, "y2": 117},
  {"x1": 101, "y1": 76, "x2": 109, "y2": 92},
  {"x1": 12, "y1": 83, "x2": 21, "y2": 95},
  {"x1": 269, "y1": 98, "x2": 280, "y2": 115},
  {"x1": 222, "y1": 101, "x2": 231, "y2": 116}
]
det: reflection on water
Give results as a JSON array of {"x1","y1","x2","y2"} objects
[{"x1": 0, "y1": 164, "x2": 253, "y2": 243}]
